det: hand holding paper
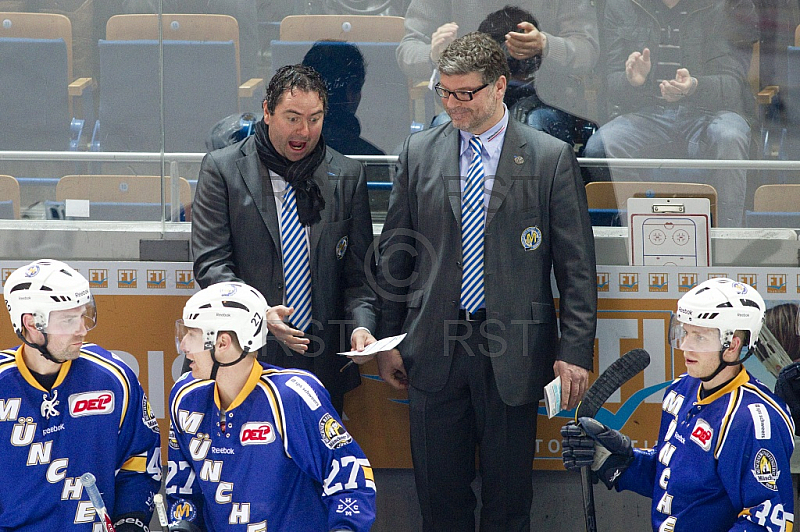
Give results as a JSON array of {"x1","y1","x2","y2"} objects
[{"x1": 338, "y1": 333, "x2": 407, "y2": 357}]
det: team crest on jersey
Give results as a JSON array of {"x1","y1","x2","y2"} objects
[
  {"x1": 240, "y1": 422, "x2": 276, "y2": 445},
  {"x1": 168, "y1": 427, "x2": 179, "y2": 450},
  {"x1": 319, "y1": 413, "x2": 352, "y2": 449},
  {"x1": 520, "y1": 226, "x2": 542, "y2": 251},
  {"x1": 752, "y1": 449, "x2": 781, "y2": 491},
  {"x1": 690, "y1": 418, "x2": 713, "y2": 451},
  {"x1": 68, "y1": 391, "x2": 114, "y2": 417},
  {"x1": 336, "y1": 236, "x2": 349, "y2": 260},
  {"x1": 142, "y1": 395, "x2": 159, "y2": 433},
  {"x1": 170, "y1": 499, "x2": 197, "y2": 522}
]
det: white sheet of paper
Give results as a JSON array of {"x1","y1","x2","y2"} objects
[
  {"x1": 543, "y1": 376, "x2": 563, "y2": 419},
  {"x1": 337, "y1": 333, "x2": 407, "y2": 357}
]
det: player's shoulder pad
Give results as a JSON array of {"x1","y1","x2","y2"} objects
[
  {"x1": 0, "y1": 350, "x2": 16, "y2": 368},
  {"x1": 170, "y1": 374, "x2": 213, "y2": 407},
  {"x1": 78, "y1": 344, "x2": 139, "y2": 388},
  {"x1": 261, "y1": 367, "x2": 329, "y2": 412},
  {"x1": 740, "y1": 380, "x2": 795, "y2": 438},
  {"x1": 0, "y1": 349, "x2": 18, "y2": 379}
]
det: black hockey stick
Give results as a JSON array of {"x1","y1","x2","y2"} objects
[{"x1": 574, "y1": 348, "x2": 651, "y2": 532}]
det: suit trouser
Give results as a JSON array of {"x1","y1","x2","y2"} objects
[{"x1": 408, "y1": 322, "x2": 539, "y2": 532}]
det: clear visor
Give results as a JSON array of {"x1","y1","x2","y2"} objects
[
  {"x1": 668, "y1": 315, "x2": 722, "y2": 352},
  {"x1": 42, "y1": 301, "x2": 97, "y2": 335},
  {"x1": 175, "y1": 319, "x2": 207, "y2": 356}
]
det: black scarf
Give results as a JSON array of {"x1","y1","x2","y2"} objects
[{"x1": 254, "y1": 119, "x2": 326, "y2": 226}]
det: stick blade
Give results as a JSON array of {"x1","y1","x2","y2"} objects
[{"x1": 576, "y1": 348, "x2": 651, "y2": 419}]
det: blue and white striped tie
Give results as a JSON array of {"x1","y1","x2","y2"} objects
[
  {"x1": 281, "y1": 183, "x2": 312, "y2": 331},
  {"x1": 461, "y1": 136, "x2": 485, "y2": 313}
]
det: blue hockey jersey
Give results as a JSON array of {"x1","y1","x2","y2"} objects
[
  {"x1": 166, "y1": 360, "x2": 376, "y2": 531},
  {"x1": 618, "y1": 368, "x2": 795, "y2": 532},
  {"x1": 0, "y1": 344, "x2": 162, "y2": 530}
]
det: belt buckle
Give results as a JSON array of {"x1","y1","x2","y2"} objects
[{"x1": 464, "y1": 309, "x2": 481, "y2": 322}]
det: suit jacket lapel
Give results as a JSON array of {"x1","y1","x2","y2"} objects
[
  {"x1": 439, "y1": 126, "x2": 462, "y2": 225},
  {"x1": 309, "y1": 150, "x2": 337, "y2": 252},
  {"x1": 487, "y1": 121, "x2": 526, "y2": 227},
  {"x1": 237, "y1": 140, "x2": 281, "y2": 254}
]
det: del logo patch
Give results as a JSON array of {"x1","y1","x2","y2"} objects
[
  {"x1": 520, "y1": 226, "x2": 542, "y2": 251},
  {"x1": 752, "y1": 449, "x2": 780, "y2": 491},
  {"x1": 69, "y1": 391, "x2": 114, "y2": 417},
  {"x1": 319, "y1": 413, "x2": 352, "y2": 449},
  {"x1": 240, "y1": 422, "x2": 276, "y2": 445},
  {"x1": 690, "y1": 419, "x2": 713, "y2": 451}
]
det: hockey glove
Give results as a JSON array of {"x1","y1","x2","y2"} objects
[
  {"x1": 775, "y1": 360, "x2": 800, "y2": 435},
  {"x1": 561, "y1": 420, "x2": 596, "y2": 469},
  {"x1": 561, "y1": 417, "x2": 633, "y2": 489}
]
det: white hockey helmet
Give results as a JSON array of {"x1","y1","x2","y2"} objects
[
  {"x1": 3, "y1": 259, "x2": 95, "y2": 335},
  {"x1": 672, "y1": 277, "x2": 765, "y2": 350},
  {"x1": 177, "y1": 282, "x2": 269, "y2": 354}
]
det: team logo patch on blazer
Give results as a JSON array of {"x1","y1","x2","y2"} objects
[
  {"x1": 336, "y1": 236, "x2": 349, "y2": 260},
  {"x1": 521, "y1": 226, "x2": 542, "y2": 251}
]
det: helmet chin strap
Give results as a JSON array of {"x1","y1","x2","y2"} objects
[
  {"x1": 16, "y1": 331, "x2": 62, "y2": 364},
  {"x1": 700, "y1": 344, "x2": 752, "y2": 383},
  {"x1": 208, "y1": 346, "x2": 251, "y2": 381}
]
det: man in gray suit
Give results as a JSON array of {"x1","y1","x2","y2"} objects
[
  {"x1": 376, "y1": 33, "x2": 597, "y2": 531},
  {"x1": 191, "y1": 65, "x2": 379, "y2": 414}
]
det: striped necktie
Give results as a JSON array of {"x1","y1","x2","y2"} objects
[
  {"x1": 281, "y1": 183, "x2": 312, "y2": 331},
  {"x1": 461, "y1": 136, "x2": 485, "y2": 313}
]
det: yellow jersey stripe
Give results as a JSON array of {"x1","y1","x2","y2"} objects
[
  {"x1": 79, "y1": 350, "x2": 130, "y2": 429},
  {"x1": 170, "y1": 379, "x2": 214, "y2": 425},
  {"x1": 258, "y1": 379, "x2": 290, "y2": 458},
  {"x1": 120, "y1": 455, "x2": 147, "y2": 472}
]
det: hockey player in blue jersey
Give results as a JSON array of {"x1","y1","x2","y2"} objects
[
  {"x1": 562, "y1": 278, "x2": 795, "y2": 532},
  {"x1": 166, "y1": 281, "x2": 376, "y2": 531},
  {"x1": 0, "y1": 259, "x2": 161, "y2": 531}
]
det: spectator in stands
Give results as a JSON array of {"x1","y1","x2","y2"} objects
[
  {"x1": 431, "y1": 5, "x2": 595, "y2": 147},
  {"x1": 582, "y1": 0, "x2": 759, "y2": 227},
  {"x1": 397, "y1": 0, "x2": 599, "y2": 125}
]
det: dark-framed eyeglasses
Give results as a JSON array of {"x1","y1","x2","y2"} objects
[{"x1": 434, "y1": 83, "x2": 489, "y2": 101}]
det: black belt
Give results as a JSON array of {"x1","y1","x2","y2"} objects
[{"x1": 458, "y1": 308, "x2": 486, "y2": 322}]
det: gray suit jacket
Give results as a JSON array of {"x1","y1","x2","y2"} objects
[
  {"x1": 192, "y1": 136, "x2": 378, "y2": 397},
  {"x1": 378, "y1": 119, "x2": 597, "y2": 406}
]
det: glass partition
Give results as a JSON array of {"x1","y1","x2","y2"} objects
[{"x1": 0, "y1": 0, "x2": 799, "y2": 244}]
